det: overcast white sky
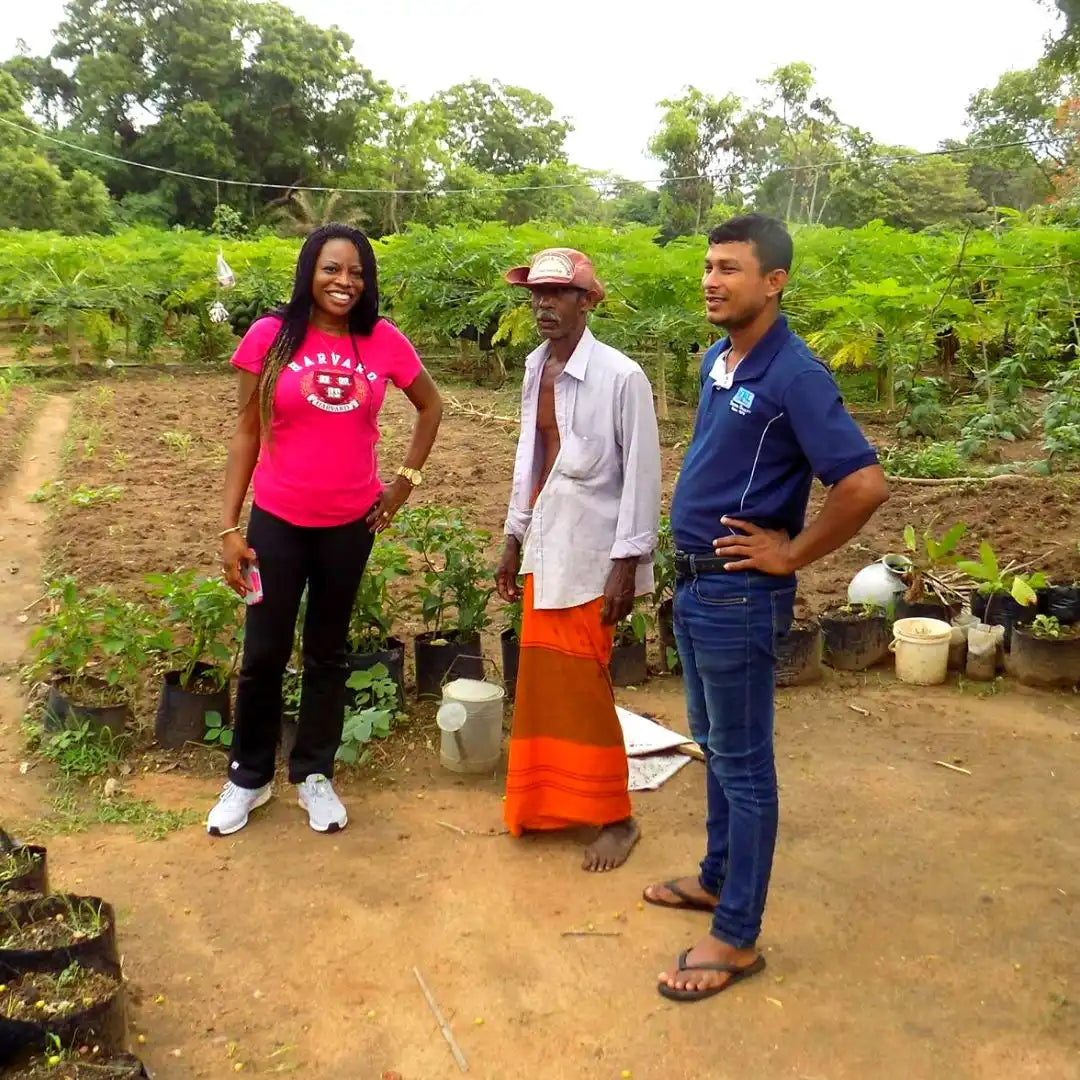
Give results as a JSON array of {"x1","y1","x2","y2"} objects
[{"x1": 2, "y1": 0, "x2": 1062, "y2": 182}]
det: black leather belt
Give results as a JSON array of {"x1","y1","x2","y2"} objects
[{"x1": 674, "y1": 552, "x2": 735, "y2": 578}]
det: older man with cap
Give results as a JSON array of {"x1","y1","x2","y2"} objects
[{"x1": 495, "y1": 248, "x2": 662, "y2": 872}]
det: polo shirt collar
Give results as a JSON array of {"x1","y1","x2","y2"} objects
[
  {"x1": 526, "y1": 326, "x2": 596, "y2": 381},
  {"x1": 716, "y1": 314, "x2": 792, "y2": 383}
]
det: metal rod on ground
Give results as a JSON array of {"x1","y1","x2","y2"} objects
[{"x1": 413, "y1": 966, "x2": 468, "y2": 1073}]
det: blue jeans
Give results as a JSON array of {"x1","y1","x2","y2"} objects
[{"x1": 673, "y1": 570, "x2": 795, "y2": 948}]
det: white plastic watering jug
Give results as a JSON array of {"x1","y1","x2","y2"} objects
[
  {"x1": 437, "y1": 678, "x2": 505, "y2": 774},
  {"x1": 847, "y1": 555, "x2": 911, "y2": 608}
]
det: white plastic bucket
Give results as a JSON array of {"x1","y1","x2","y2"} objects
[{"x1": 891, "y1": 617, "x2": 952, "y2": 685}]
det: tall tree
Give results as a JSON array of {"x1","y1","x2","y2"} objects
[
  {"x1": 825, "y1": 145, "x2": 983, "y2": 231},
  {"x1": 434, "y1": 80, "x2": 571, "y2": 175},
  {"x1": 744, "y1": 63, "x2": 846, "y2": 225},
  {"x1": 8, "y1": 0, "x2": 389, "y2": 225},
  {"x1": 648, "y1": 87, "x2": 746, "y2": 238}
]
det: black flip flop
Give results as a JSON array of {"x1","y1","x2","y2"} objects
[
  {"x1": 642, "y1": 879, "x2": 718, "y2": 912},
  {"x1": 657, "y1": 950, "x2": 766, "y2": 1002}
]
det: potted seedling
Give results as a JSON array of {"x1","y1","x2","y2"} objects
[
  {"x1": 819, "y1": 601, "x2": 891, "y2": 672},
  {"x1": 27, "y1": 580, "x2": 154, "y2": 737},
  {"x1": 1009, "y1": 614, "x2": 1080, "y2": 689},
  {"x1": 957, "y1": 543, "x2": 1045, "y2": 651},
  {"x1": 346, "y1": 539, "x2": 411, "y2": 705},
  {"x1": 336, "y1": 663, "x2": 401, "y2": 766},
  {"x1": 0, "y1": 830, "x2": 47, "y2": 898},
  {"x1": 0, "y1": 894, "x2": 118, "y2": 977},
  {"x1": 0, "y1": 959, "x2": 126, "y2": 1061},
  {"x1": 652, "y1": 515, "x2": 679, "y2": 674},
  {"x1": 148, "y1": 571, "x2": 243, "y2": 750},
  {"x1": 895, "y1": 522, "x2": 966, "y2": 620},
  {"x1": 610, "y1": 606, "x2": 652, "y2": 687},
  {"x1": 775, "y1": 617, "x2": 824, "y2": 687},
  {"x1": 500, "y1": 591, "x2": 523, "y2": 701},
  {"x1": 4, "y1": 1044, "x2": 150, "y2": 1079},
  {"x1": 397, "y1": 507, "x2": 493, "y2": 700}
]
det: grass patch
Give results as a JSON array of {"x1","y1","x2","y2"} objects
[
  {"x1": 34, "y1": 785, "x2": 198, "y2": 842},
  {"x1": 26, "y1": 718, "x2": 129, "y2": 780}
]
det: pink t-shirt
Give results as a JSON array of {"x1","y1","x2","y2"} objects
[{"x1": 231, "y1": 315, "x2": 423, "y2": 527}]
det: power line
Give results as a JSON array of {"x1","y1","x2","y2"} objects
[{"x1": 0, "y1": 115, "x2": 1047, "y2": 197}]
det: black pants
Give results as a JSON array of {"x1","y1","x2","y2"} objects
[{"x1": 230, "y1": 504, "x2": 374, "y2": 788}]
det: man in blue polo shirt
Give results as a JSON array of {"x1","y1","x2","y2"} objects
[{"x1": 645, "y1": 214, "x2": 889, "y2": 1002}]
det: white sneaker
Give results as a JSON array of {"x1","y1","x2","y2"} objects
[
  {"x1": 206, "y1": 781, "x2": 272, "y2": 836},
  {"x1": 297, "y1": 774, "x2": 347, "y2": 833}
]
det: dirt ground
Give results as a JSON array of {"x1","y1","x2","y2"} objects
[
  {"x1": 0, "y1": 387, "x2": 40, "y2": 491},
  {"x1": 38, "y1": 374, "x2": 1080, "y2": 615},
  {"x1": 0, "y1": 379, "x2": 1078, "y2": 1079}
]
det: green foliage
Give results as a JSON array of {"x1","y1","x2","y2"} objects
[
  {"x1": 336, "y1": 663, "x2": 399, "y2": 765},
  {"x1": 652, "y1": 514, "x2": 676, "y2": 605},
  {"x1": 502, "y1": 593, "x2": 523, "y2": 638},
  {"x1": 901, "y1": 521, "x2": 966, "y2": 603},
  {"x1": 147, "y1": 570, "x2": 243, "y2": 689},
  {"x1": 176, "y1": 310, "x2": 237, "y2": 365},
  {"x1": 27, "y1": 578, "x2": 166, "y2": 705},
  {"x1": 880, "y1": 442, "x2": 966, "y2": 479},
  {"x1": 956, "y1": 541, "x2": 1047, "y2": 603},
  {"x1": 614, "y1": 606, "x2": 654, "y2": 647},
  {"x1": 210, "y1": 204, "x2": 246, "y2": 239},
  {"x1": 38, "y1": 721, "x2": 127, "y2": 779},
  {"x1": 1031, "y1": 614, "x2": 1063, "y2": 639},
  {"x1": 203, "y1": 710, "x2": 232, "y2": 748},
  {"x1": 395, "y1": 506, "x2": 494, "y2": 636},
  {"x1": 349, "y1": 540, "x2": 411, "y2": 652}
]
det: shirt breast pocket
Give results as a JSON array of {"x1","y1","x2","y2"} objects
[{"x1": 557, "y1": 433, "x2": 604, "y2": 480}]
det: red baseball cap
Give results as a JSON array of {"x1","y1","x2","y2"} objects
[{"x1": 504, "y1": 248, "x2": 605, "y2": 300}]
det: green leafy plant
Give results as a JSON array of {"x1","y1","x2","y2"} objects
[
  {"x1": 652, "y1": 514, "x2": 676, "y2": 606},
  {"x1": 27, "y1": 579, "x2": 162, "y2": 707},
  {"x1": 348, "y1": 540, "x2": 411, "y2": 653},
  {"x1": 336, "y1": 664, "x2": 399, "y2": 765},
  {"x1": 38, "y1": 721, "x2": 127, "y2": 779},
  {"x1": 203, "y1": 710, "x2": 232, "y2": 748},
  {"x1": 1030, "y1": 614, "x2": 1062, "y2": 639},
  {"x1": 614, "y1": 606, "x2": 654, "y2": 647},
  {"x1": 880, "y1": 442, "x2": 967, "y2": 479},
  {"x1": 956, "y1": 542, "x2": 1046, "y2": 605},
  {"x1": 158, "y1": 430, "x2": 193, "y2": 456},
  {"x1": 502, "y1": 592, "x2": 523, "y2": 638},
  {"x1": 68, "y1": 484, "x2": 123, "y2": 507},
  {"x1": 901, "y1": 521, "x2": 966, "y2": 603},
  {"x1": 148, "y1": 571, "x2": 243, "y2": 689},
  {"x1": 395, "y1": 506, "x2": 494, "y2": 636}
]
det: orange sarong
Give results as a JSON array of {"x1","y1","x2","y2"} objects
[{"x1": 503, "y1": 575, "x2": 631, "y2": 835}]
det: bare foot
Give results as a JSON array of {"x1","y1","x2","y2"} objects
[
  {"x1": 657, "y1": 934, "x2": 762, "y2": 996},
  {"x1": 582, "y1": 818, "x2": 640, "y2": 872},
  {"x1": 642, "y1": 876, "x2": 718, "y2": 911}
]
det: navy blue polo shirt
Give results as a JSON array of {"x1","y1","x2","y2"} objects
[{"x1": 671, "y1": 315, "x2": 878, "y2": 554}]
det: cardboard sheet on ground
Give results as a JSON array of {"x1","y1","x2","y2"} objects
[{"x1": 617, "y1": 706, "x2": 695, "y2": 791}]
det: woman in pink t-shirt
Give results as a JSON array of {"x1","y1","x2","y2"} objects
[{"x1": 207, "y1": 224, "x2": 442, "y2": 838}]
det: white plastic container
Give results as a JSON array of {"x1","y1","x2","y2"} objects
[
  {"x1": 847, "y1": 555, "x2": 910, "y2": 608},
  {"x1": 891, "y1": 617, "x2": 952, "y2": 685},
  {"x1": 436, "y1": 678, "x2": 505, "y2": 774}
]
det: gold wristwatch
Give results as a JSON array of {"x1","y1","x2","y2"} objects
[{"x1": 396, "y1": 466, "x2": 423, "y2": 487}]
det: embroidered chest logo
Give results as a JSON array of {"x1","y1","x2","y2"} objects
[
  {"x1": 730, "y1": 386, "x2": 755, "y2": 416},
  {"x1": 289, "y1": 351, "x2": 377, "y2": 414}
]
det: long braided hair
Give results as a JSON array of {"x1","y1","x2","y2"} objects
[{"x1": 256, "y1": 223, "x2": 381, "y2": 437}]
